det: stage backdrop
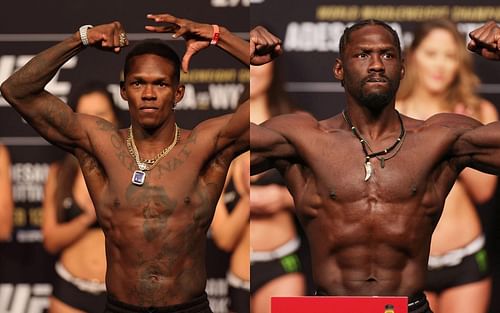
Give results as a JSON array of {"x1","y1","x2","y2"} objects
[
  {"x1": 251, "y1": 1, "x2": 500, "y2": 313},
  {"x1": 0, "y1": 1, "x2": 248, "y2": 312}
]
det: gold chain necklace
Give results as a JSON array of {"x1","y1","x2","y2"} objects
[{"x1": 127, "y1": 124, "x2": 180, "y2": 186}]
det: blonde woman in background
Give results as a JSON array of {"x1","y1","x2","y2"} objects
[
  {"x1": 0, "y1": 144, "x2": 13, "y2": 241},
  {"x1": 397, "y1": 20, "x2": 498, "y2": 313},
  {"x1": 42, "y1": 82, "x2": 118, "y2": 313}
]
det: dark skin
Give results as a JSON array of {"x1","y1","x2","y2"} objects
[
  {"x1": 251, "y1": 22, "x2": 500, "y2": 296},
  {"x1": 0, "y1": 15, "x2": 272, "y2": 306}
]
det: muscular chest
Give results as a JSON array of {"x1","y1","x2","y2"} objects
[
  {"x1": 90, "y1": 148, "x2": 223, "y2": 235},
  {"x1": 297, "y1": 147, "x2": 440, "y2": 252},
  {"x1": 95, "y1": 176, "x2": 220, "y2": 245},
  {"x1": 292, "y1": 130, "x2": 455, "y2": 216}
]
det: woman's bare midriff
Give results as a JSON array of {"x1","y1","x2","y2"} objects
[
  {"x1": 230, "y1": 224, "x2": 250, "y2": 281},
  {"x1": 429, "y1": 181, "x2": 482, "y2": 255},
  {"x1": 60, "y1": 228, "x2": 106, "y2": 282},
  {"x1": 251, "y1": 211, "x2": 297, "y2": 252}
]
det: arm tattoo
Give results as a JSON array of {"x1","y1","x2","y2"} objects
[
  {"x1": 43, "y1": 102, "x2": 74, "y2": 136},
  {"x1": 111, "y1": 133, "x2": 135, "y2": 171},
  {"x1": 79, "y1": 151, "x2": 104, "y2": 178},
  {"x1": 96, "y1": 119, "x2": 116, "y2": 132}
]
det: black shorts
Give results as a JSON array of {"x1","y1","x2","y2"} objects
[
  {"x1": 408, "y1": 292, "x2": 434, "y2": 313},
  {"x1": 425, "y1": 248, "x2": 489, "y2": 294},
  {"x1": 105, "y1": 293, "x2": 212, "y2": 313},
  {"x1": 228, "y1": 285, "x2": 249, "y2": 313},
  {"x1": 250, "y1": 252, "x2": 302, "y2": 294},
  {"x1": 52, "y1": 267, "x2": 106, "y2": 313}
]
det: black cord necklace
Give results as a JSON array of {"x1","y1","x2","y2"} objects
[{"x1": 342, "y1": 110, "x2": 406, "y2": 181}]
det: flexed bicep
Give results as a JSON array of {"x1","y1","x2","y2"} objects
[
  {"x1": 1, "y1": 21, "x2": 128, "y2": 153},
  {"x1": 250, "y1": 122, "x2": 297, "y2": 175},
  {"x1": 24, "y1": 92, "x2": 90, "y2": 152},
  {"x1": 204, "y1": 100, "x2": 249, "y2": 160},
  {"x1": 452, "y1": 119, "x2": 500, "y2": 175}
]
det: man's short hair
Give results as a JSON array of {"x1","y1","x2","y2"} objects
[
  {"x1": 123, "y1": 39, "x2": 181, "y2": 83},
  {"x1": 339, "y1": 20, "x2": 401, "y2": 59}
]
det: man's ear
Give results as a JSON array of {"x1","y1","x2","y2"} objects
[
  {"x1": 334, "y1": 58, "x2": 344, "y2": 86},
  {"x1": 334, "y1": 58, "x2": 344, "y2": 80},
  {"x1": 120, "y1": 81, "x2": 128, "y2": 101},
  {"x1": 175, "y1": 84, "x2": 185, "y2": 104}
]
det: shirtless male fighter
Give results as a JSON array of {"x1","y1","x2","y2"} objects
[
  {"x1": 0, "y1": 13, "x2": 275, "y2": 313},
  {"x1": 250, "y1": 20, "x2": 500, "y2": 313}
]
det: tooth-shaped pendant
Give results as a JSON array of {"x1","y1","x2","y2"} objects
[{"x1": 364, "y1": 161, "x2": 372, "y2": 181}]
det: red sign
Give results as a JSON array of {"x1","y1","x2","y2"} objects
[{"x1": 271, "y1": 296, "x2": 408, "y2": 313}]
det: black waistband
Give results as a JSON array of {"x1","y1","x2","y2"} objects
[
  {"x1": 105, "y1": 293, "x2": 211, "y2": 313},
  {"x1": 408, "y1": 292, "x2": 427, "y2": 311}
]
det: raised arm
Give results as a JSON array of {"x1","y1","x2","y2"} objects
[
  {"x1": 250, "y1": 26, "x2": 283, "y2": 65},
  {"x1": 457, "y1": 100, "x2": 498, "y2": 203},
  {"x1": 0, "y1": 22, "x2": 127, "y2": 153},
  {"x1": 179, "y1": 99, "x2": 248, "y2": 169},
  {"x1": 250, "y1": 111, "x2": 320, "y2": 175},
  {"x1": 450, "y1": 22, "x2": 500, "y2": 173},
  {"x1": 451, "y1": 117, "x2": 500, "y2": 175},
  {"x1": 146, "y1": 13, "x2": 249, "y2": 71},
  {"x1": 212, "y1": 26, "x2": 284, "y2": 155},
  {"x1": 468, "y1": 20, "x2": 500, "y2": 60},
  {"x1": 186, "y1": 25, "x2": 285, "y2": 161}
]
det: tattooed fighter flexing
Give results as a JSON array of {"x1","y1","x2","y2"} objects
[
  {"x1": 0, "y1": 14, "x2": 273, "y2": 313},
  {"x1": 251, "y1": 21, "x2": 500, "y2": 313}
]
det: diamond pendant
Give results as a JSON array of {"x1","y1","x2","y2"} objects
[
  {"x1": 132, "y1": 170, "x2": 146, "y2": 186},
  {"x1": 138, "y1": 163, "x2": 147, "y2": 171}
]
